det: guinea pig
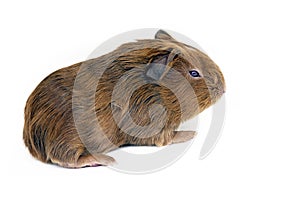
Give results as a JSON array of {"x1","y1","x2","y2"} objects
[{"x1": 23, "y1": 30, "x2": 225, "y2": 168}]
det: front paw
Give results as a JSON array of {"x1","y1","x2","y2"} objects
[{"x1": 172, "y1": 131, "x2": 197, "y2": 144}]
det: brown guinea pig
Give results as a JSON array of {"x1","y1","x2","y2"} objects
[{"x1": 23, "y1": 30, "x2": 225, "y2": 168}]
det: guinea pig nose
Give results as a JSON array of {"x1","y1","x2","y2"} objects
[
  {"x1": 223, "y1": 85, "x2": 226, "y2": 93},
  {"x1": 217, "y1": 85, "x2": 225, "y2": 95}
]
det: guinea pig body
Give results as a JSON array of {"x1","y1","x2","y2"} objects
[{"x1": 23, "y1": 30, "x2": 225, "y2": 168}]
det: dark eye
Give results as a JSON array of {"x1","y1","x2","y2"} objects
[{"x1": 189, "y1": 70, "x2": 201, "y2": 78}]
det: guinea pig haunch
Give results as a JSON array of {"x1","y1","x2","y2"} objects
[{"x1": 23, "y1": 30, "x2": 226, "y2": 168}]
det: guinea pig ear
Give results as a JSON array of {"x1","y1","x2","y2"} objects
[
  {"x1": 146, "y1": 49, "x2": 180, "y2": 81},
  {"x1": 155, "y1": 30, "x2": 175, "y2": 41}
]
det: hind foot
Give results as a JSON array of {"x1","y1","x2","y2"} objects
[
  {"x1": 172, "y1": 131, "x2": 197, "y2": 144},
  {"x1": 51, "y1": 154, "x2": 117, "y2": 168}
]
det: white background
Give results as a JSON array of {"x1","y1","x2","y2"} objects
[{"x1": 1, "y1": 0, "x2": 300, "y2": 199}]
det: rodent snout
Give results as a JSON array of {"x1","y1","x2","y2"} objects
[
  {"x1": 219, "y1": 84, "x2": 226, "y2": 94},
  {"x1": 205, "y1": 75, "x2": 225, "y2": 102},
  {"x1": 210, "y1": 86, "x2": 224, "y2": 95}
]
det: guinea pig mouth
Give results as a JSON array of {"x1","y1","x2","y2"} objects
[{"x1": 209, "y1": 87, "x2": 225, "y2": 101}]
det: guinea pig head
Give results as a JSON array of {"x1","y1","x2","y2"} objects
[{"x1": 144, "y1": 30, "x2": 226, "y2": 120}]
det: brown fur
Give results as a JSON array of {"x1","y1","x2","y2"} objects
[{"x1": 23, "y1": 30, "x2": 225, "y2": 168}]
